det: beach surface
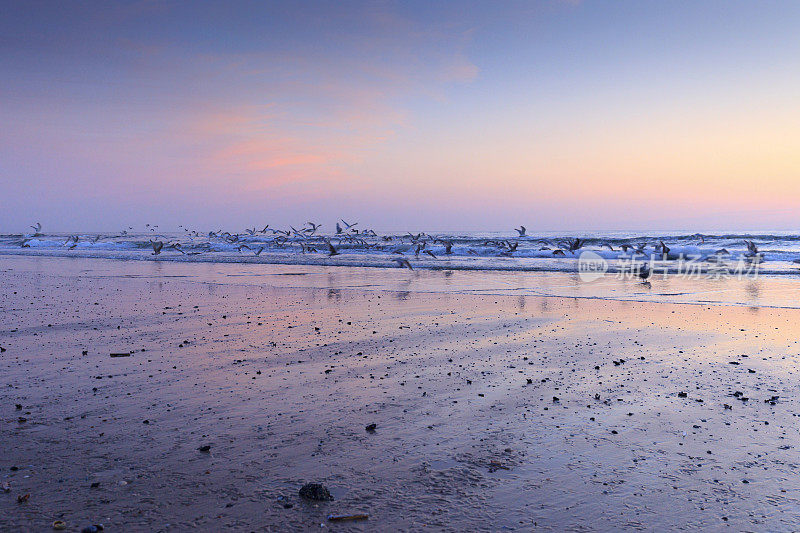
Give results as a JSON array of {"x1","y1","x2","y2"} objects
[{"x1": 2, "y1": 255, "x2": 800, "y2": 531}]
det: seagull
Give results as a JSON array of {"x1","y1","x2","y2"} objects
[
  {"x1": 324, "y1": 239, "x2": 339, "y2": 256},
  {"x1": 515, "y1": 226, "x2": 526, "y2": 237},
  {"x1": 638, "y1": 263, "x2": 651, "y2": 281},
  {"x1": 744, "y1": 240, "x2": 764, "y2": 262},
  {"x1": 424, "y1": 250, "x2": 437, "y2": 258},
  {"x1": 434, "y1": 239, "x2": 454, "y2": 255},
  {"x1": 341, "y1": 219, "x2": 358, "y2": 230},
  {"x1": 150, "y1": 240, "x2": 163, "y2": 255},
  {"x1": 563, "y1": 238, "x2": 583, "y2": 252},
  {"x1": 393, "y1": 257, "x2": 413, "y2": 270},
  {"x1": 259, "y1": 225, "x2": 270, "y2": 233},
  {"x1": 254, "y1": 247, "x2": 264, "y2": 256},
  {"x1": 30, "y1": 222, "x2": 42, "y2": 235},
  {"x1": 336, "y1": 222, "x2": 343, "y2": 234},
  {"x1": 658, "y1": 241, "x2": 670, "y2": 259}
]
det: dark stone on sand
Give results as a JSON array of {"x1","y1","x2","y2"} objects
[
  {"x1": 365, "y1": 423, "x2": 377, "y2": 432},
  {"x1": 81, "y1": 525, "x2": 104, "y2": 533},
  {"x1": 299, "y1": 483, "x2": 334, "y2": 501},
  {"x1": 15, "y1": 404, "x2": 22, "y2": 410},
  {"x1": 198, "y1": 445, "x2": 211, "y2": 452}
]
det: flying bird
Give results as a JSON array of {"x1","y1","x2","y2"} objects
[
  {"x1": 515, "y1": 226, "x2": 526, "y2": 237},
  {"x1": 325, "y1": 239, "x2": 339, "y2": 256},
  {"x1": 150, "y1": 240, "x2": 163, "y2": 255},
  {"x1": 393, "y1": 257, "x2": 413, "y2": 270}
]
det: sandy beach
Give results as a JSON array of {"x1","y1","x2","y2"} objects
[{"x1": 0, "y1": 255, "x2": 799, "y2": 531}]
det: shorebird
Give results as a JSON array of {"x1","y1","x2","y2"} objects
[
  {"x1": 515, "y1": 226, "x2": 526, "y2": 237},
  {"x1": 638, "y1": 263, "x2": 651, "y2": 281},
  {"x1": 393, "y1": 257, "x2": 413, "y2": 270},
  {"x1": 744, "y1": 240, "x2": 764, "y2": 262},
  {"x1": 341, "y1": 219, "x2": 358, "y2": 231},
  {"x1": 150, "y1": 240, "x2": 163, "y2": 255},
  {"x1": 563, "y1": 238, "x2": 583, "y2": 252},
  {"x1": 658, "y1": 241, "x2": 670, "y2": 259},
  {"x1": 324, "y1": 239, "x2": 339, "y2": 256},
  {"x1": 434, "y1": 239, "x2": 453, "y2": 255},
  {"x1": 336, "y1": 222, "x2": 343, "y2": 234}
]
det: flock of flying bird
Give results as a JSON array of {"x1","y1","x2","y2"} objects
[{"x1": 18, "y1": 221, "x2": 775, "y2": 274}]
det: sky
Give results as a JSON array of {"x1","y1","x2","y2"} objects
[{"x1": 2, "y1": 0, "x2": 800, "y2": 232}]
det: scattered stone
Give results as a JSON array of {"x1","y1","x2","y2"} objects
[
  {"x1": 299, "y1": 483, "x2": 333, "y2": 501},
  {"x1": 198, "y1": 445, "x2": 211, "y2": 452},
  {"x1": 17, "y1": 493, "x2": 30, "y2": 504},
  {"x1": 365, "y1": 423, "x2": 377, "y2": 432},
  {"x1": 327, "y1": 513, "x2": 368, "y2": 521},
  {"x1": 52, "y1": 520, "x2": 67, "y2": 531},
  {"x1": 109, "y1": 352, "x2": 131, "y2": 358}
]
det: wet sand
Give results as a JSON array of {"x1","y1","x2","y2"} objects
[{"x1": 2, "y1": 256, "x2": 800, "y2": 531}]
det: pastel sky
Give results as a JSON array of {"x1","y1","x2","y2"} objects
[{"x1": 2, "y1": 1, "x2": 800, "y2": 232}]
